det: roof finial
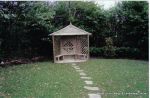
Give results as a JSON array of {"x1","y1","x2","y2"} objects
[
  {"x1": 68, "y1": 1, "x2": 72, "y2": 25},
  {"x1": 69, "y1": 22, "x2": 72, "y2": 25}
]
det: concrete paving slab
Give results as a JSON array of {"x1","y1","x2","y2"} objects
[
  {"x1": 81, "y1": 77, "x2": 92, "y2": 79},
  {"x1": 84, "y1": 86, "x2": 99, "y2": 91},
  {"x1": 79, "y1": 72, "x2": 86, "y2": 76},
  {"x1": 76, "y1": 69, "x2": 84, "y2": 72},
  {"x1": 88, "y1": 93, "x2": 101, "y2": 98},
  {"x1": 84, "y1": 80, "x2": 93, "y2": 85}
]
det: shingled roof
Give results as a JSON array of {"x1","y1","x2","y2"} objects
[{"x1": 50, "y1": 23, "x2": 91, "y2": 36}]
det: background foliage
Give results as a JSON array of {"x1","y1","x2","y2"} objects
[{"x1": 0, "y1": 1, "x2": 148, "y2": 60}]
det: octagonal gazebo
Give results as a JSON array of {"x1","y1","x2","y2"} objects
[{"x1": 50, "y1": 23, "x2": 91, "y2": 63}]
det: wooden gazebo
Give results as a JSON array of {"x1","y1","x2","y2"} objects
[{"x1": 50, "y1": 23, "x2": 91, "y2": 63}]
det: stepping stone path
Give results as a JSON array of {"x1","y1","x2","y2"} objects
[{"x1": 71, "y1": 63, "x2": 102, "y2": 98}]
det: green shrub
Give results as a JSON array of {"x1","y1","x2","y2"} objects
[
  {"x1": 103, "y1": 37, "x2": 116, "y2": 58},
  {"x1": 90, "y1": 47, "x2": 141, "y2": 59},
  {"x1": 90, "y1": 47, "x2": 105, "y2": 57},
  {"x1": 115, "y1": 47, "x2": 141, "y2": 58},
  {"x1": 103, "y1": 46, "x2": 116, "y2": 58},
  {"x1": 0, "y1": 49, "x2": 5, "y2": 59}
]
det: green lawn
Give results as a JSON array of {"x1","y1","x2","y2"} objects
[
  {"x1": 0, "y1": 62, "x2": 86, "y2": 98},
  {"x1": 79, "y1": 59, "x2": 149, "y2": 98},
  {"x1": 0, "y1": 59, "x2": 148, "y2": 98}
]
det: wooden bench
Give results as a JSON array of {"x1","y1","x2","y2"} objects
[{"x1": 55, "y1": 54, "x2": 87, "y2": 61}]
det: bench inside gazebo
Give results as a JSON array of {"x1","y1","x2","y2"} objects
[{"x1": 50, "y1": 23, "x2": 91, "y2": 63}]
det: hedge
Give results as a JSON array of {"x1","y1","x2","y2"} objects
[{"x1": 90, "y1": 47, "x2": 141, "y2": 59}]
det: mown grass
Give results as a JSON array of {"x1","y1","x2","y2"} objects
[
  {"x1": 0, "y1": 59, "x2": 148, "y2": 98},
  {"x1": 79, "y1": 59, "x2": 149, "y2": 98},
  {"x1": 0, "y1": 62, "x2": 86, "y2": 98}
]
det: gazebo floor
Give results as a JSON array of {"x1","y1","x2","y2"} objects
[{"x1": 55, "y1": 59, "x2": 87, "y2": 63}]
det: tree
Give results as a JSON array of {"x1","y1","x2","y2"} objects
[
  {"x1": 0, "y1": 1, "x2": 148, "y2": 60},
  {"x1": 117, "y1": 1, "x2": 148, "y2": 59}
]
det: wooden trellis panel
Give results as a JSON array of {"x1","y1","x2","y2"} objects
[
  {"x1": 77, "y1": 36, "x2": 88, "y2": 55},
  {"x1": 61, "y1": 36, "x2": 76, "y2": 55},
  {"x1": 80, "y1": 36, "x2": 88, "y2": 55}
]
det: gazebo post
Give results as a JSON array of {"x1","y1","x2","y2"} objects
[
  {"x1": 87, "y1": 35, "x2": 90, "y2": 60},
  {"x1": 52, "y1": 35, "x2": 56, "y2": 63}
]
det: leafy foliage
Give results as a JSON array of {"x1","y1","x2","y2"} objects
[
  {"x1": 106, "y1": 1, "x2": 148, "y2": 59},
  {"x1": 0, "y1": 1, "x2": 148, "y2": 60},
  {"x1": 104, "y1": 37, "x2": 116, "y2": 57}
]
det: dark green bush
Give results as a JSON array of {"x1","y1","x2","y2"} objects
[
  {"x1": 103, "y1": 46, "x2": 116, "y2": 58},
  {"x1": 90, "y1": 47, "x2": 105, "y2": 57},
  {"x1": 103, "y1": 37, "x2": 116, "y2": 58},
  {"x1": 90, "y1": 47, "x2": 141, "y2": 59},
  {"x1": 0, "y1": 49, "x2": 5, "y2": 59},
  {"x1": 115, "y1": 47, "x2": 141, "y2": 58}
]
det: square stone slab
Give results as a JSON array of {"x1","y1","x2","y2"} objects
[
  {"x1": 72, "y1": 65, "x2": 78, "y2": 67},
  {"x1": 88, "y1": 93, "x2": 101, "y2": 98},
  {"x1": 79, "y1": 72, "x2": 86, "y2": 76},
  {"x1": 76, "y1": 69, "x2": 84, "y2": 72},
  {"x1": 72, "y1": 67, "x2": 80, "y2": 69},
  {"x1": 84, "y1": 86, "x2": 99, "y2": 91},
  {"x1": 84, "y1": 80, "x2": 93, "y2": 85},
  {"x1": 81, "y1": 77, "x2": 91, "y2": 79},
  {"x1": 71, "y1": 63, "x2": 76, "y2": 66},
  {"x1": 72, "y1": 66, "x2": 78, "y2": 68}
]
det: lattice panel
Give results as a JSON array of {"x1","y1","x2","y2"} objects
[
  {"x1": 63, "y1": 41, "x2": 73, "y2": 47},
  {"x1": 61, "y1": 37, "x2": 75, "y2": 54},
  {"x1": 80, "y1": 36, "x2": 88, "y2": 54},
  {"x1": 76, "y1": 35, "x2": 88, "y2": 55}
]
